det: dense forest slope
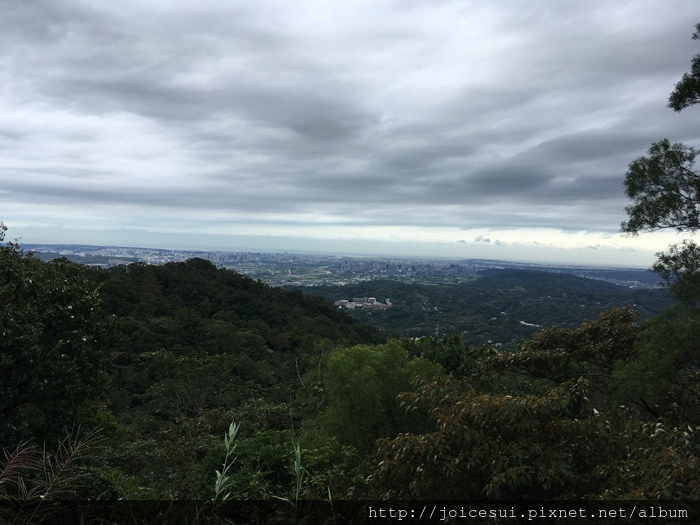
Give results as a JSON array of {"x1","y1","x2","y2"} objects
[
  {"x1": 92, "y1": 258, "x2": 389, "y2": 498},
  {"x1": 97, "y1": 259, "x2": 386, "y2": 407},
  {"x1": 2, "y1": 241, "x2": 699, "y2": 521},
  {"x1": 1, "y1": 250, "x2": 387, "y2": 501},
  {"x1": 306, "y1": 269, "x2": 671, "y2": 347}
]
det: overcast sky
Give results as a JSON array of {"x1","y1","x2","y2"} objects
[{"x1": 2, "y1": 0, "x2": 699, "y2": 265}]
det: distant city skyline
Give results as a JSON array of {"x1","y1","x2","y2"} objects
[
  {"x1": 2, "y1": 1, "x2": 698, "y2": 267},
  {"x1": 25, "y1": 243, "x2": 661, "y2": 290},
  {"x1": 22, "y1": 236, "x2": 663, "y2": 269}
]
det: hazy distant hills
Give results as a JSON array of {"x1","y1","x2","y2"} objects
[
  {"x1": 471, "y1": 268, "x2": 635, "y2": 293},
  {"x1": 461, "y1": 259, "x2": 661, "y2": 288},
  {"x1": 22, "y1": 242, "x2": 671, "y2": 349},
  {"x1": 305, "y1": 269, "x2": 672, "y2": 349}
]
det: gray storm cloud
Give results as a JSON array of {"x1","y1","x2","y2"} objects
[{"x1": 1, "y1": 0, "x2": 698, "y2": 263}]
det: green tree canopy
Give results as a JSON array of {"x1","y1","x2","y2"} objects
[
  {"x1": 613, "y1": 305, "x2": 700, "y2": 424},
  {"x1": 651, "y1": 239, "x2": 700, "y2": 304},
  {"x1": 668, "y1": 22, "x2": 700, "y2": 112},
  {"x1": 309, "y1": 341, "x2": 441, "y2": 452},
  {"x1": 621, "y1": 139, "x2": 700, "y2": 234},
  {"x1": 622, "y1": 22, "x2": 700, "y2": 306},
  {"x1": 0, "y1": 229, "x2": 110, "y2": 445},
  {"x1": 372, "y1": 314, "x2": 700, "y2": 500}
]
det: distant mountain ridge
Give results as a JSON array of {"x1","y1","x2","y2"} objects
[
  {"x1": 306, "y1": 268, "x2": 672, "y2": 348},
  {"x1": 472, "y1": 268, "x2": 630, "y2": 292},
  {"x1": 463, "y1": 259, "x2": 660, "y2": 288}
]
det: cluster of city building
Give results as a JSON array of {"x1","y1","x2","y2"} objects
[
  {"x1": 24, "y1": 244, "x2": 659, "y2": 289},
  {"x1": 334, "y1": 297, "x2": 393, "y2": 310}
]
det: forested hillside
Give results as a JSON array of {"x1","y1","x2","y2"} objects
[
  {"x1": 2, "y1": 220, "x2": 700, "y2": 522},
  {"x1": 306, "y1": 270, "x2": 671, "y2": 347}
]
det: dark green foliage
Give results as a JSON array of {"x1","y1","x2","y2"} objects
[
  {"x1": 668, "y1": 22, "x2": 700, "y2": 112},
  {"x1": 402, "y1": 335, "x2": 495, "y2": 380},
  {"x1": 486, "y1": 308, "x2": 639, "y2": 386},
  {"x1": 372, "y1": 375, "x2": 700, "y2": 500},
  {"x1": 0, "y1": 237, "x2": 110, "y2": 445},
  {"x1": 99, "y1": 258, "x2": 384, "y2": 358},
  {"x1": 372, "y1": 377, "x2": 606, "y2": 499},
  {"x1": 0, "y1": 225, "x2": 396, "y2": 500},
  {"x1": 622, "y1": 22, "x2": 700, "y2": 307},
  {"x1": 140, "y1": 351, "x2": 244, "y2": 420},
  {"x1": 99, "y1": 258, "x2": 387, "y2": 414},
  {"x1": 309, "y1": 272, "x2": 669, "y2": 348},
  {"x1": 613, "y1": 305, "x2": 700, "y2": 424},
  {"x1": 295, "y1": 431, "x2": 368, "y2": 499},
  {"x1": 595, "y1": 420, "x2": 700, "y2": 499},
  {"x1": 651, "y1": 239, "x2": 700, "y2": 304},
  {"x1": 5, "y1": 220, "x2": 700, "y2": 504},
  {"x1": 86, "y1": 258, "x2": 388, "y2": 497},
  {"x1": 307, "y1": 341, "x2": 442, "y2": 453},
  {"x1": 621, "y1": 139, "x2": 700, "y2": 234},
  {"x1": 206, "y1": 429, "x2": 297, "y2": 499},
  {"x1": 371, "y1": 310, "x2": 700, "y2": 500}
]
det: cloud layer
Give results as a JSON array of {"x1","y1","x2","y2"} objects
[{"x1": 2, "y1": 0, "x2": 699, "y2": 264}]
